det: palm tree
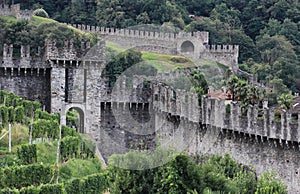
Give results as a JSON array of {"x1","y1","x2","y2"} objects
[
  {"x1": 247, "y1": 86, "x2": 263, "y2": 105},
  {"x1": 277, "y1": 93, "x2": 294, "y2": 110},
  {"x1": 226, "y1": 76, "x2": 239, "y2": 101},
  {"x1": 235, "y1": 80, "x2": 248, "y2": 101}
]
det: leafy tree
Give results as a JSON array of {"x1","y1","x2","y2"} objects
[
  {"x1": 226, "y1": 76, "x2": 239, "y2": 101},
  {"x1": 105, "y1": 49, "x2": 143, "y2": 87},
  {"x1": 256, "y1": 35, "x2": 296, "y2": 66},
  {"x1": 277, "y1": 93, "x2": 295, "y2": 110},
  {"x1": 255, "y1": 172, "x2": 287, "y2": 194},
  {"x1": 33, "y1": 8, "x2": 49, "y2": 18}
]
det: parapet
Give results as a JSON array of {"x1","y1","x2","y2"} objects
[
  {"x1": 0, "y1": 4, "x2": 32, "y2": 20},
  {"x1": 1, "y1": 44, "x2": 47, "y2": 68},
  {"x1": 45, "y1": 39, "x2": 91, "y2": 61},
  {"x1": 203, "y1": 45, "x2": 239, "y2": 54},
  {"x1": 152, "y1": 81, "x2": 300, "y2": 144},
  {"x1": 69, "y1": 23, "x2": 209, "y2": 43}
]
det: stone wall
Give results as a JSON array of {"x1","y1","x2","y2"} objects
[
  {"x1": 0, "y1": 4, "x2": 32, "y2": 20},
  {"x1": 69, "y1": 23, "x2": 239, "y2": 71},
  {"x1": 96, "y1": 102, "x2": 155, "y2": 160},
  {"x1": 152, "y1": 82, "x2": 300, "y2": 192},
  {"x1": 0, "y1": 44, "x2": 51, "y2": 109},
  {"x1": 0, "y1": 67, "x2": 51, "y2": 110}
]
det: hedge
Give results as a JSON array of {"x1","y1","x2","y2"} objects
[
  {"x1": 0, "y1": 164, "x2": 53, "y2": 189},
  {"x1": 60, "y1": 136, "x2": 95, "y2": 162},
  {"x1": 0, "y1": 105, "x2": 9, "y2": 127},
  {"x1": 61, "y1": 126, "x2": 77, "y2": 138},
  {"x1": 1, "y1": 173, "x2": 107, "y2": 194},
  {"x1": 65, "y1": 173, "x2": 107, "y2": 194},
  {"x1": 32, "y1": 119, "x2": 59, "y2": 140},
  {"x1": 15, "y1": 106, "x2": 25, "y2": 124},
  {"x1": 17, "y1": 144, "x2": 37, "y2": 165}
]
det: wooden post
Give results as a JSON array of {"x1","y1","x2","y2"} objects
[
  {"x1": 55, "y1": 101, "x2": 64, "y2": 184},
  {"x1": 8, "y1": 123, "x2": 11, "y2": 153}
]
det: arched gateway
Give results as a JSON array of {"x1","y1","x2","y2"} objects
[{"x1": 48, "y1": 41, "x2": 107, "y2": 135}]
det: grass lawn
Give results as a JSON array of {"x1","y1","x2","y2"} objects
[{"x1": 59, "y1": 158, "x2": 102, "y2": 182}]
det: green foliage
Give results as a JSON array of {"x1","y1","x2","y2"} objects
[
  {"x1": 96, "y1": 0, "x2": 183, "y2": 28},
  {"x1": 106, "y1": 152, "x2": 277, "y2": 194},
  {"x1": 0, "y1": 154, "x2": 20, "y2": 168},
  {"x1": 0, "y1": 188, "x2": 19, "y2": 194},
  {"x1": 65, "y1": 173, "x2": 107, "y2": 194},
  {"x1": 33, "y1": 8, "x2": 49, "y2": 18},
  {"x1": 277, "y1": 93, "x2": 295, "y2": 110},
  {"x1": 14, "y1": 106, "x2": 25, "y2": 124},
  {"x1": 59, "y1": 158, "x2": 102, "y2": 182},
  {"x1": 226, "y1": 76, "x2": 264, "y2": 113},
  {"x1": 39, "y1": 183, "x2": 64, "y2": 194},
  {"x1": 106, "y1": 49, "x2": 143, "y2": 87},
  {"x1": 0, "y1": 16, "x2": 96, "y2": 56},
  {"x1": 17, "y1": 144, "x2": 37, "y2": 165},
  {"x1": 0, "y1": 105, "x2": 9, "y2": 127},
  {"x1": 66, "y1": 110, "x2": 79, "y2": 129},
  {"x1": 32, "y1": 119, "x2": 59, "y2": 140},
  {"x1": 60, "y1": 135, "x2": 95, "y2": 162},
  {"x1": 61, "y1": 126, "x2": 77, "y2": 138},
  {"x1": 18, "y1": 183, "x2": 64, "y2": 194},
  {"x1": 7, "y1": 107, "x2": 15, "y2": 123},
  {"x1": 60, "y1": 136, "x2": 80, "y2": 161},
  {"x1": 255, "y1": 172, "x2": 287, "y2": 194},
  {"x1": 0, "y1": 164, "x2": 52, "y2": 189}
]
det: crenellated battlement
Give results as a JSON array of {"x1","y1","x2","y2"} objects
[
  {"x1": 69, "y1": 23, "x2": 209, "y2": 43},
  {"x1": 0, "y1": 39, "x2": 105, "y2": 69},
  {"x1": 0, "y1": 4, "x2": 32, "y2": 20},
  {"x1": 152, "y1": 82, "x2": 300, "y2": 145},
  {"x1": 204, "y1": 45, "x2": 239, "y2": 54},
  {"x1": 0, "y1": 43, "x2": 50, "y2": 68},
  {"x1": 69, "y1": 23, "x2": 239, "y2": 72},
  {"x1": 44, "y1": 38, "x2": 106, "y2": 63},
  {"x1": 200, "y1": 45, "x2": 239, "y2": 72}
]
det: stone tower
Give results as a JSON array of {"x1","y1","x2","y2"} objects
[{"x1": 46, "y1": 39, "x2": 106, "y2": 134}]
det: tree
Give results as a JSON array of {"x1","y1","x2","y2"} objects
[
  {"x1": 256, "y1": 35, "x2": 296, "y2": 66},
  {"x1": 255, "y1": 172, "x2": 287, "y2": 194},
  {"x1": 277, "y1": 93, "x2": 294, "y2": 110},
  {"x1": 226, "y1": 76, "x2": 239, "y2": 101},
  {"x1": 33, "y1": 8, "x2": 49, "y2": 18},
  {"x1": 246, "y1": 86, "x2": 264, "y2": 105}
]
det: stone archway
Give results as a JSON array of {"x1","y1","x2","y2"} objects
[
  {"x1": 180, "y1": 41, "x2": 195, "y2": 53},
  {"x1": 63, "y1": 103, "x2": 86, "y2": 134}
]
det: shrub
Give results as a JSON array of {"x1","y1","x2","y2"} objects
[{"x1": 33, "y1": 8, "x2": 49, "y2": 18}]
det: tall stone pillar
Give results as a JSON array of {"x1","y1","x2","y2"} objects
[{"x1": 50, "y1": 64, "x2": 65, "y2": 114}]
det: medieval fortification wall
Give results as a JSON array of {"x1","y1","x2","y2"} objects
[
  {"x1": 0, "y1": 4, "x2": 32, "y2": 20},
  {"x1": 70, "y1": 24, "x2": 239, "y2": 72},
  {"x1": 0, "y1": 7, "x2": 299, "y2": 192},
  {"x1": 1, "y1": 39, "x2": 299, "y2": 191}
]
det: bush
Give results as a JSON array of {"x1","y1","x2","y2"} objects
[
  {"x1": 17, "y1": 144, "x2": 37, "y2": 165},
  {"x1": 7, "y1": 107, "x2": 15, "y2": 123},
  {"x1": 33, "y1": 8, "x2": 49, "y2": 18},
  {"x1": 65, "y1": 173, "x2": 107, "y2": 194},
  {"x1": 61, "y1": 126, "x2": 77, "y2": 138},
  {"x1": 0, "y1": 105, "x2": 9, "y2": 127},
  {"x1": 15, "y1": 106, "x2": 25, "y2": 124},
  {"x1": 0, "y1": 164, "x2": 53, "y2": 189},
  {"x1": 32, "y1": 119, "x2": 59, "y2": 140}
]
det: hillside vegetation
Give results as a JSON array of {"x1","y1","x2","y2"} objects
[
  {"x1": 14, "y1": 0, "x2": 300, "y2": 93},
  {"x1": 0, "y1": 90, "x2": 287, "y2": 193}
]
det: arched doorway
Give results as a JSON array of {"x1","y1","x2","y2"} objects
[
  {"x1": 66, "y1": 107, "x2": 85, "y2": 133},
  {"x1": 180, "y1": 41, "x2": 195, "y2": 53}
]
